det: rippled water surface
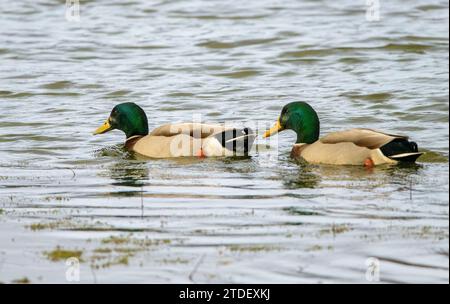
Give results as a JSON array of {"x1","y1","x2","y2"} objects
[{"x1": 0, "y1": 0, "x2": 449, "y2": 283}]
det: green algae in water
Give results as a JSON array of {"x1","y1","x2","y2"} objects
[
  {"x1": 44, "y1": 247, "x2": 84, "y2": 262},
  {"x1": 12, "y1": 277, "x2": 31, "y2": 284},
  {"x1": 27, "y1": 220, "x2": 74, "y2": 231},
  {"x1": 306, "y1": 245, "x2": 323, "y2": 252},
  {"x1": 283, "y1": 207, "x2": 322, "y2": 216},
  {"x1": 101, "y1": 235, "x2": 171, "y2": 247},
  {"x1": 319, "y1": 224, "x2": 353, "y2": 237},
  {"x1": 160, "y1": 258, "x2": 190, "y2": 265},
  {"x1": 91, "y1": 255, "x2": 130, "y2": 269},
  {"x1": 27, "y1": 219, "x2": 112, "y2": 232},
  {"x1": 228, "y1": 245, "x2": 281, "y2": 253},
  {"x1": 115, "y1": 256, "x2": 129, "y2": 266},
  {"x1": 93, "y1": 248, "x2": 113, "y2": 254},
  {"x1": 88, "y1": 235, "x2": 174, "y2": 269},
  {"x1": 101, "y1": 235, "x2": 130, "y2": 246},
  {"x1": 306, "y1": 245, "x2": 334, "y2": 252},
  {"x1": 418, "y1": 150, "x2": 448, "y2": 163}
]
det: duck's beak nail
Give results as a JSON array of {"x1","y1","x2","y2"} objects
[
  {"x1": 93, "y1": 119, "x2": 112, "y2": 135},
  {"x1": 263, "y1": 119, "x2": 283, "y2": 138}
]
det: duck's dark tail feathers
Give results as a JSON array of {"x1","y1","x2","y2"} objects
[
  {"x1": 214, "y1": 128, "x2": 256, "y2": 156},
  {"x1": 380, "y1": 139, "x2": 424, "y2": 163}
]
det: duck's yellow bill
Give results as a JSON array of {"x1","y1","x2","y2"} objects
[
  {"x1": 93, "y1": 119, "x2": 112, "y2": 135},
  {"x1": 263, "y1": 119, "x2": 283, "y2": 138}
]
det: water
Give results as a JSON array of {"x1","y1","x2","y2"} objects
[{"x1": 0, "y1": 0, "x2": 448, "y2": 283}]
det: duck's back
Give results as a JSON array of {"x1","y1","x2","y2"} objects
[
  {"x1": 150, "y1": 123, "x2": 229, "y2": 138},
  {"x1": 297, "y1": 141, "x2": 395, "y2": 165}
]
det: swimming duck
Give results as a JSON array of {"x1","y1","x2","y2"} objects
[
  {"x1": 264, "y1": 102, "x2": 423, "y2": 166},
  {"x1": 94, "y1": 102, "x2": 255, "y2": 158}
]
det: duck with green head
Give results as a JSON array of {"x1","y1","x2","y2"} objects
[
  {"x1": 94, "y1": 102, "x2": 255, "y2": 158},
  {"x1": 264, "y1": 102, "x2": 423, "y2": 166}
]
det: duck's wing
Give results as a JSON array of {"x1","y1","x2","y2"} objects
[
  {"x1": 133, "y1": 134, "x2": 196, "y2": 158},
  {"x1": 320, "y1": 128, "x2": 408, "y2": 149},
  {"x1": 149, "y1": 123, "x2": 229, "y2": 138}
]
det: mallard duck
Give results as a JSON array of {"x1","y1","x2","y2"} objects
[
  {"x1": 264, "y1": 102, "x2": 423, "y2": 166},
  {"x1": 94, "y1": 102, "x2": 255, "y2": 158}
]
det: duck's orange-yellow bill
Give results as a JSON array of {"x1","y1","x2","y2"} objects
[
  {"x1": 263, "y1": 119, "x2": 283, "y2": 138},
  {"x1": 93, "y1": 119, "x2": 112, "y2": 135}
]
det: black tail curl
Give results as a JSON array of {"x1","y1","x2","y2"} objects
[
  {"x1": 380, "y1": 138, "x2": 422, "y2": 163},
  {"x1": 214, "y1": 128, "x2": 256, "y2": 156}
]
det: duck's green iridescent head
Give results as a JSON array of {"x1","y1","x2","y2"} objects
[
  {"x1": 93, "y1": 102, "x2": 149, "y2": 139},
  {"x1": 264, "y1": 102, "x2": 320, "y2": 144}
]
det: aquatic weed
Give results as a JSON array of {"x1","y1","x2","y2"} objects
[{"x1": 44, "y1": 246, "x2": 84, "y2": 262}]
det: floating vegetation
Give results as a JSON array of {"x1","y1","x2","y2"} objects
[
  {"x1": 35, "y1": 229, "x2": 177, "y2": 271},
  {"x1": 418, "y1": 150, "x2": 448, "y2": 163},
  {"x1": 320, "y1": 224, "x2": 353, "y2": 237},
  {"x1": 284, "y1": 207, "x2": 322, "y2": 216},
  {"x1": 101, "y1": 235, "x2": 130, "y2": 246},
  {"x1": 93, "y1": 248, "x2": 113, "y2": 254},
  {"x1": 28, "y1": 220, "x2": 70, "y2": 231},
  {"x1": 101, "y1": 235, "x2": 171, "y2": 247},
  {"x1": 27, "y1": 219, "x2": 112, "y2": 232},
  {"x1": 228, "y1": 245, "x2": 280, "y2": 253},
  {"x1": 402, "y1": 225, "x2": 449, "y2": 240},
  {"x1": 306, "y1": 245, "x2": 323, "y2": 252},
  {"x1": 44, "y1": 247, "x2": 84, "y2": 262},
  {"x1": 306, "y1": 245, "x2": 334, "y2": 252},
  {"x1": 115, "y1": 256, "x2": 129, "y2": 266},
  {"x1": 43, "y1": 196, "x2": 70, "y2": 202},
  {"x1": 12, "y1": 277, "x2": 31, "y2": 284},
  {"x1": 89, "y1": 235, "x2": 173, "y2": 269},
  {"x1": 91, "y1": 255, "x2": 131, "y2": 269},
  {"x1": 159, "y1": 258, "x2": 190, "y2": 265}
]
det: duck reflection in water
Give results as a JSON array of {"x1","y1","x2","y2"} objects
[{"x1": 107, "y1": 160, "x2": 149, "y2": 188}]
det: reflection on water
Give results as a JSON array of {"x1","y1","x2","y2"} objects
[
  {"x1": 0, "y1": 0, "x2": 448, "y2": 283},
  {"x1": 107, "y1": 161, "x2": 149, "y2": 188}
]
